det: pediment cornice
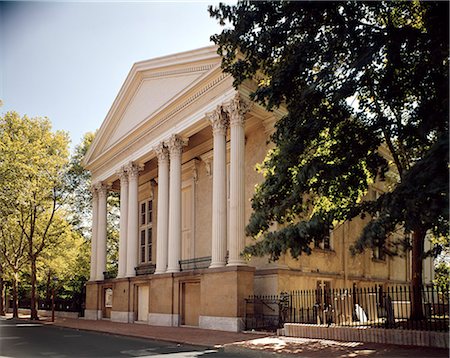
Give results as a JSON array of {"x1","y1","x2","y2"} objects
[{"x1": 84, "y1": 45, "x2": 222, "y2": 169}]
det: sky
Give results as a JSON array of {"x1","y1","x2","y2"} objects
[{"x1": 0, "y1": 1, "x2": 229, "y2": 149}]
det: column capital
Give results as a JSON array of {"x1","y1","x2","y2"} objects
[
  {"x1": 223, "y1": 93, "x2": 251, "y2": 127},
  {"x1": 207, "y1": 106, "x2": 229, "y2": 136},
  {"x1": 94, "y1": 182, "x2": 110, "y2": 198},
  {"x1": 154, "y1": 143, "x2": 169, "y2": 164},
  {"x1": 125, "y1": 162, "x2": 143, "y2": 179},
  {"x1": 165, "y1": 134, "x2": 188, "y2": 156},
  {"x1": 116, "y1": 166, "x2": 129, "y2": 184},
  {"x1": 90, "y1": 184, "x2": 99, "y2": 198}
]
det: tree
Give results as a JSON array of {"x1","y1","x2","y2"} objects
[
  {"x1": 0, "y1": 216, "x2": 28, "y2": 317},
  {"x1": 37, "y1": 226, "x2": 89, "y2": 309},
  {"x1": 0, "y1": 112, "x2": 70, "y2": 320},
  {"x1": 434, "y1": 261, "x2": 450, "y2": 301},
  {"x1": 210, "y1": 1, "x2": 449, "y2": 320},
  {"x1": 66, "y1": 132, "x2": 96, "y2": 239}
]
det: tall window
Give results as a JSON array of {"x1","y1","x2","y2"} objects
[
  {"x1": 139, "y1": 199, "x2": 153, "y2": 264},
  {"x1": 314, "y1": 228, "x2": 333, "y2": 250},
  {"x1": 373, "y1": 239, "x2": 386, "y2": 261}
]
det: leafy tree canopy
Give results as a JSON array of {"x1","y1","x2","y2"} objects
[
  {"x1": 210, "y1": 1, "x2": 448, "y2": 261},
  {"x1": 0, "y1": 111, "x2": 71, "y2": 319}
]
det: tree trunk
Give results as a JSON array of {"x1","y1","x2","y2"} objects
[
  {"x1": 30, "y1": 257, "x2": 39, "y2": 320},
  {"x1": 0, "y1": 264, "x2": 5, "y2": 316},
  {"x1": 410, "y1": 227, "x2": 426, "y2": 321},
  {"x1": 45, "y1": 270, "x2": 52, "y2": 303},
  {"x1": 12, "y1": 273, "x2": 19, "y2": 318}
]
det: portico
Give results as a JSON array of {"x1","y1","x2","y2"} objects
[
  {"x1": 88, "y1": 95, "x2": 250, "y2": 280},
  {"x1": 83, "y1": 47, "x2": 259, "y2": 330}
]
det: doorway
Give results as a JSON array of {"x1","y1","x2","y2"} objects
[
  {"x1": 180, "y1": 281, "x2": 200, "y2": 326},
  {"x1": 137, "y1": 285, "x2": 149, "y2": 322}
]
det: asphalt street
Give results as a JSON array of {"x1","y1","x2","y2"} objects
[{"x1": 0, "y1": 318, "x2": 253, "y2": 358}]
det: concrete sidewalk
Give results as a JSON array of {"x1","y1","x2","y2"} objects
[
  {"x1": 42, "y1": 316, "x2": 269, "y2": 348},
  {"x1": 5, "y1": 315, "x2": 449, "y2": 357}
]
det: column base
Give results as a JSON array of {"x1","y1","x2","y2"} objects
[
  {"x1": 165, "y1": 268, "x2": 179, "y2": 274},
  {"x1": 199, "y1": 316, "x2": 244, "y2": 332},
  {"x1": 154, "y1": 269, "x2": 167, "y2": 275},
  {"x1": 84, "y1": 309, "x2": 102, "y2": 320},
  {"x1": 148, "y1": 313, "x2": 179, "y2": 326},
  {"x1": 227, "y1": 260, "x2": 247, "y2": 266},
  {"x1": 209, "y1": 262, "x2": 226, "y2": 269},
  {"x1": 111, "y1": 311, "x2": 134, "y2": 323}
]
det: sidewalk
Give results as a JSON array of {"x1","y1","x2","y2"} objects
[{"x1": 6, "y1": 314, "x2": 449, "y2": 357}]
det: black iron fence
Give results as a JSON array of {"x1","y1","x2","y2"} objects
[
  {"x1": 17, "y1": 298, "x2": 83, "y2": 313},
  {"x1": 245, "y1": 285, "x2": 449, "y2": 332}
]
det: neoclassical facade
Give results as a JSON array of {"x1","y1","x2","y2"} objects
[{"x1": 83, "y1": 46, "x2": 414, "y2": 331}]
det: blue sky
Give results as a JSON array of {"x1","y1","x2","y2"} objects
[{"x1": 0, "y1": 1, "x2": 228, "y2": 149}]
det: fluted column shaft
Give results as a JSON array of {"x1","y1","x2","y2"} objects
[
  {"x1": 226, "y1": 95, "x2": 248, "y2": 266},
  {"x1": 117, "y1": 169, "x2": 129, "y2": 278},
  {"x1": 126, "y1": 164, "x2": 141, "y2": 277},
  {"x1": 89, "y1": 187, "x2": 98, "y2": 281},
  {"x1": 96, "y1": 184, "x2": 108, "y2": 280},
  {"x1": 155, "y1": 144, "x2": 170, "y2": 274},
  {"x1": 208, "y1": 108, "x2": 228, "y2": 268},
  {"x1": 166, "y1": 135, "x2": 187, "y2": 273}
]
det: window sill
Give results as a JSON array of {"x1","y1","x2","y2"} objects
[{"x1": 313, "y1": 248, "x2": 336, "y2": 255}]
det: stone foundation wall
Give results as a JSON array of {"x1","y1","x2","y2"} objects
[{"x1": 283, "y1": 323, "x2": 449, "y2": 349}]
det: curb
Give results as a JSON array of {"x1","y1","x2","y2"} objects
[{"x1": 223, "y1": 344, "x2": 298, "y2": 358}]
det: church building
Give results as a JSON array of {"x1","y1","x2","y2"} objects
[{"x1": 83, "y1": 46, "x2": 412, "y2": 331}]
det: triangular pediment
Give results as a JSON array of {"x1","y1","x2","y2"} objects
[
  {"x1": 84, "y1": 46, "x2": 221, "y2": 168},
  {"x1": 105, "y1": 71, "x2": 205, "y2": 149}
]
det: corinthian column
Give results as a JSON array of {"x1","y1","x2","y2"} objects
[
  {"x1": 225, "y1": 94, "x2": 250, "y2": 266},
  {"x1": 126, "y1": 163, "x2": 142, "y2": 277},
  {"x1": 89, "y1": 186, "x2": 98, "y2": 281},
  {"x1": 166, "y1": 134, "x2": 188, "y2": 273},
  {"x1": 155, "y1": 143, "x2": 170, "y2": 274},
  {"x1": 207, "y1": 107, "x2": 228, "y2": 268},
  {"x1": 96, "y1": 183, "x2": 109, "y2": 280},
  {"x1": 117, "y1": 168, "x2": 129, "y2": 278}
]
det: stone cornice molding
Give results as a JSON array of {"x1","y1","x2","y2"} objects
[
  {"x1": 223, "y1": 93, "x2": 251, "y2": 127},
  {"x1": 85, "y1": 69, "x2": 230, "y2": 173},
  {"x1": 154, "y1": 143, "x2": 170, "y2": 164},
  {"x1": 159, "y1": 72, "x2": 229, "y2": 128},
  {"x1": 207, "y1": 106, "x2": 229, "y2": 136},
  {"x1": 144, "y1": 64, "x2": 216, "y2": 79},
  {"x1": 165, "y1": 134, "x2": 188, "y2": 157},
  {"x1": 88, "y1": 87, "x2": 237, "y2": 184},
  {"x1": 83, "y1": 46, "x2": 220, "y2": 168}
]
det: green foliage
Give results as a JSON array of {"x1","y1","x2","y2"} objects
[
  {"x1": 210, "y1": 1, "x2": 448, "y2": 260},
  {"x1": 66, "y1": 132, "x2": 96, "y2": 239},
  {"x1": 434, "y1": 261, "x2": 450, "y2": 300},
  {"x1": 0, "y1": 112, "x2": 95, "y2": 314}
]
